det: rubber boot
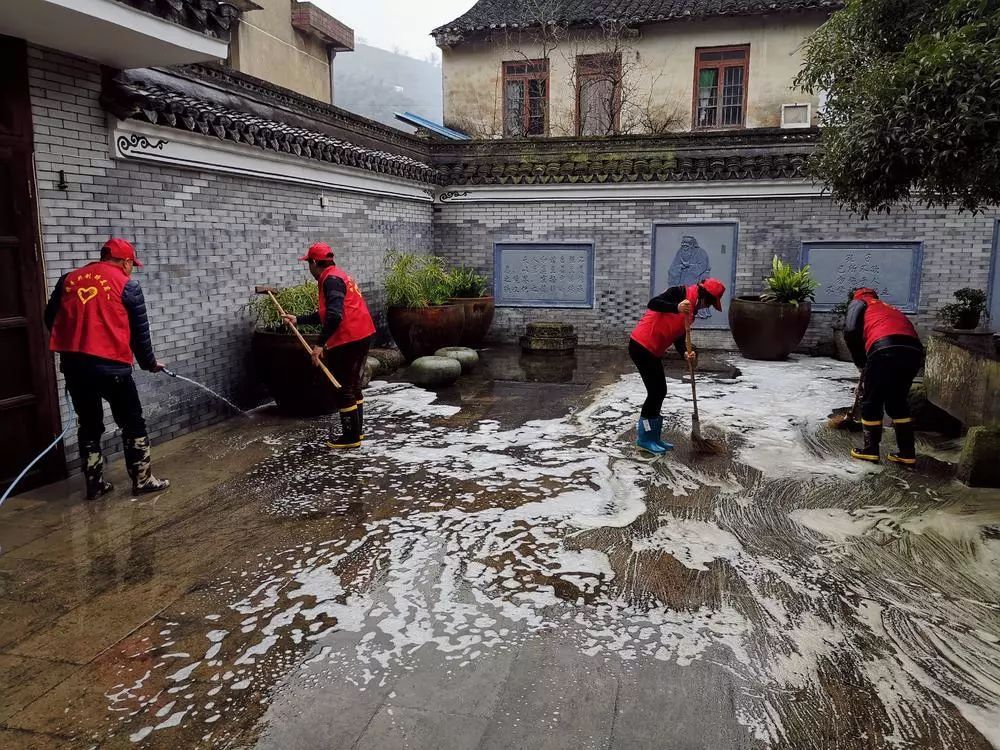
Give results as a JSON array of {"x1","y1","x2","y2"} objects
[
  {"x1": 327, "y1": 407, "x2": 362, "y2": 450},
  {"x1": 636, "y1": 416, "x2": 667, "y2": 455},
  {"x1": 887, "y1": 419, "x2": 917, "y2": 466},
  {"x1": 649, "y1": 416, "x2": 674, "y2": 452},
  {"x1": 357, "y1": 399, "x2": 366, "y2": 441},
  {"x1": 124, "y1": 436, "x2": 170, "y2": 495},
  {"x1": 79, "y1": 440, "x2": 113, "y2": 500},
  {"x1": 850, "y1": 425, "x2": 882, "y2": 463}
]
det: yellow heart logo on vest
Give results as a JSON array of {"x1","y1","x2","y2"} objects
[{"x1": 77, "y1": 287, "x2": 99, "y2": 305}]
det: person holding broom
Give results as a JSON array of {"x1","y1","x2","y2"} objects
[
  {"x1": 282, "y1": 243, "x2": 376, "y2": 449},
  {"x1": 844, "y1": 288, "x2": 923, "y2": 465},
  {"x1": 628, "y1": 278, "x2": 726, "y2": 454}
]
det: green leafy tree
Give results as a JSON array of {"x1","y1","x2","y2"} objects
[{"x1": 795, "y1": 0, "x2": 1000, "y2": 216}]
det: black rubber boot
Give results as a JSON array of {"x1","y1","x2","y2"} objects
[
  {"x1": 80, "y1": 440, "x2": 114, "y2": 500},
  {"x1": 327, "y1": 407, "x2": 362, "y2": 450},
  {"x1": 124, "y1": 436, "x2": 170, "y2": 495},
  {"x1": 888, "y1": 419, "x2": 917, "y2": 466},
  {"x1": 357, "y1": 399, "x2": 365, "y2": 441},
  {"x1": 851, "y1": 425, "x2": 883, "y2": 463}
]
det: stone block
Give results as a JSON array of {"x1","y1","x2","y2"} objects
[
  {"x1": 403, "y1": 356, "x2": 461, "y2": 388},
  {"x1": 957, "y1": 426, "x2": 1000, "y2": 488},
  {"x1": 519, "y1": 322, "x2": 578, "y2": 354},
  {"x1": 368, "y1": 348, "x2": 406, "y2": 374},
  {"x1": 924, "y1": 334, "x2": 1000, "y2": 428},
  {"x1": 434, "y1": 346, "x2": 479, "y2": 372}
]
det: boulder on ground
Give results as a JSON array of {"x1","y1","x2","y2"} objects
[
  {"x1": 434, "y1": 346, "x2": 479, "y2": 373},
  {"x1": 369, "y1": 347, "x2": 406, "y2": 374},
  {"x1": 404, "y1": 356, "x2": 462, "y2": 387},
  {"x1": 362, "y1": 361, "x2": 373, "y2": 388},
  {"x1": 366, "y1": 356, "x2": 385, "y2": 376},
  {"x1": 957, "y1": 426, "x2": 1000, "y2": 488}
]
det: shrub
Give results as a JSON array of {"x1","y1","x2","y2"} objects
[
  {"x1": 937, "y1": 287, "x2": 987, "y2": 328},
  {"x1": 446, "y1": 267, "x2": 488, "y2": 298},
  {"x1": 248, "y1": 282, "x2": 320, "y2": 334},
  {"x1": 760, "y1": 256, "x2": 819, "y2": 305}
]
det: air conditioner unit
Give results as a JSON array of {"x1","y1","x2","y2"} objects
[{"x1": 780, "y1": 103, "x2": 812, "y2": 129}]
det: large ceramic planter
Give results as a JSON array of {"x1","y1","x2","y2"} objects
[
  {"x1": 449, "y1": 296, "x2": 495, "y2": 347},
  {"x1": 387, "y1": 304, "x2": 465, "y2": 362},
  {"x1": 251, "y1": 329, "x2": 339, "y2": 416},
  {"x1": 729, "y1": 295, "x2": 812, "y2": 361}
]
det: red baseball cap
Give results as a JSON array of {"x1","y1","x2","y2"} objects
[
  {"x1": 700, "y1": 278, "x2": 725, "y2": 310},
  {"x1": 103, "y1": 238, "x2": 142, "y2": 267},
  {"x1": 299, "y1": 242, "x2": 335, "y2": 262}
]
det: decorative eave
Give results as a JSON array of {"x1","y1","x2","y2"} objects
[
  {"x1": 290, "y1": 1, "x2": 354, "y2": 51},
  {"x1": 113, "y1": 0, "x2": 243, "y2": 42},
  {"x1": 101, "y1": 67, "x2": 439, "y2": 185},
  {"x1": 429, "y1": 129, "x2": 818, "y2": 186}
]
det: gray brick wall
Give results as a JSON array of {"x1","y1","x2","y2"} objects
[
  {"x1": 433, "y1": 198, "x2": 998, "y2": 350},
  {"x1": 28, "y1": 46, "x2": 433, "y2": 466}
]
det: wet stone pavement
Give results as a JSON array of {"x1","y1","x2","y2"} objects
[{"x1": 1, "y1": 346, "x2": 998, "y2": 750}]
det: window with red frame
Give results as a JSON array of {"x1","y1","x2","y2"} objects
[
  {"x1": 693, "y1": 46, "x2": 750, "y2": 129},
  {"x1": 503, "y1": 59, "x2": 548, "y2": 137},
  {"x1": 576, "y1": 53, "x2": 621, "y2": 136}
]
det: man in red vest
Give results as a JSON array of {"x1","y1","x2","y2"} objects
[
  {"x1": 45, "y1": 238, "x2": 169, "y2": 499},
  {"x1": 628, "y1": 278, "x2": 726, "y2": 454},
  {"x1": 283, "y1": 243, "x2": 376, "y2": 449},
  {"x1": 844, "y1": 288, "x2": 924, "y2": 465}
]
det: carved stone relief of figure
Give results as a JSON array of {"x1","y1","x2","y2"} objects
[{"x1": 667, "y1": 235, "x2": 713, "y2": 318}]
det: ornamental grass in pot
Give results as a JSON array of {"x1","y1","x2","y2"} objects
[
  {"x1": 729, "y1": 256, "x2": 818, "y2": 360},
  {"x1": 446, "y1": 266, "x2": 495, "y2": 347},
  {"x1": 248, "y1": 282, "x2": 339, "y2": 416},
  {"x1": 385, "y1": 251, "x2": 464, "y2": 362}
]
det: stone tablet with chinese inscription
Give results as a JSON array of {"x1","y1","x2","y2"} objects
[{"x1": 494, "y1": 243, "x2": 594, "y2": 308}]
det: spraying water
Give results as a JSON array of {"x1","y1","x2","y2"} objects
[{"x1": 163, "y1": 369, "x2": 251, "y2": 419}]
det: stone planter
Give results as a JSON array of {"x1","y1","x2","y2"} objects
[
  {"x1": 251, "y1": 329, "x2": 339, "y2": 417},
  {"x1": 519, "y1": 322, "x2": 578, "y2": 355},
  {"x1": 832, "y1": 323, "x2": 853, "y2": 362},
  {"x1": 449, "y1": 296, "x2": 495, "y2": 347},
  {"x1": 387, "y1": 304, "x2": 465, "y2": 363},
  {"x1": 728, "y1": 296, "x2": 812, "y2": 361}
]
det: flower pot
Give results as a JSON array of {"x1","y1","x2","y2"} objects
[
  {"x1": 728, "y1": 295, "x2": 812, "y2": 361},
  {"x1": 449, "y1": 296, "x2": 495, "y2": 347},
  {"x1": 953, "y1": 310, "x2": 982, "y2": 330},
  {"x1": 832, "y1": 323, "x2": 853, "y2": 362},
  {"x1": 387, "y1": 304, "x2": 465, "y2": 362},
  {"x1": 251, "y1": 329, "x2": 339, "y2": 416}
]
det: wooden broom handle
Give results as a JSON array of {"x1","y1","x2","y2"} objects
[
  {"x1": 267, "y1": 290, "x2": 342, "y2": 389},
  {"x1": 685, "y1": 316, "x2": 700, "y2": 422}
]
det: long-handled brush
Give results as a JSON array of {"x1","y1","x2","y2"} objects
[
  {"x1": 685, "y1": 319, "x2": 726, "y2": 454},
  {"x1": 828, "y1": 377, "x2": 863, "y2": 431},
  {"x1": 254, "y1": 285, "x2": 341, "y2": 390}
]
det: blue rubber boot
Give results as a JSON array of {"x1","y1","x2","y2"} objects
[
  {"x1": 649, "y1": 416, "x2": 674, "y2": 452},
  {"x1": 636, "y1": 417, "x2": 667, "y2": 455}
]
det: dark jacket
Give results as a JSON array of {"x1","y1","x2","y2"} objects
[
  {"x1": 646, "y1": 285, "x2": 694, "y2": 357},
  {"x1": 45, "y1": 273, "x2": 157, "y2": 375},
  {"x1": 296, "y1": 273, "x2": 346, "y2": 344}
]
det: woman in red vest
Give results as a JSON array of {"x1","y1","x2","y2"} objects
[
  {"x1": 628, "y1": 278, "x2": 726, "y2": 454},
  {"x1": 844, "y1": 288, "x2": 924, "y2": 465},
  {"x1": 284, "y1": 243, "x2": 376, "y2": 449}
]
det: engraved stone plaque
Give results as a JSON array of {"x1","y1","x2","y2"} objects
[
  {"x1": 494, "y1": 243, "x2": 594, "y2": 308},
  {"x1": 801, "y1": 242, "x2": 923, "y2": 312}
]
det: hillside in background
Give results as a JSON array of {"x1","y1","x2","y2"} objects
[{"x1": 334, "y1": 43, "x2": 442, "y2": 132}]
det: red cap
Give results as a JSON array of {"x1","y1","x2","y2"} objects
[
  {"x1": 299, "y1": 242, "x2": 335, "y2": 262},
  {"x1": 103, "y1": 238, "x2": 142, "y2": 267},
  {"x1": 700, "y1": 278, "x2": 725, "y2": 310},
  {"x1": 853, "y1": 287, "x2": 878, "y2": 301}
]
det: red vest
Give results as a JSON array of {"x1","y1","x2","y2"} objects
[
  {"x1": 49, "y1": 261, "x2": 133, "y2": 364},
  {"x1": 630, "y1": 284, "x2": 699, "y2": 357},
  {"x1": 319, "y1": 265, "x2": 376, "y2": 348},
  {"x1": 861, "y1": 298, "x2": 919, "y2": 351}
]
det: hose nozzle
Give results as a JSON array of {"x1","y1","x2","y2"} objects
[{"x1": 162, "y1": 367, "x2": 177, "y2": 378}]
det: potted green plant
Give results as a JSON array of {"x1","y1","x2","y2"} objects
[
  {"x1": 385, "y1": 251, "x2": 465, "y2": 361},
  {"x1": 937, "y1": 288, "x2": 987, "y2": 330},
  {"x1": 729, "y1": 256, "x2": 819, "y2": 360},
  {"x1": 248, "y1": 282, "x2": 339, "y2": 416},
  {"x1": 446, "y1": 266, "x2": 495, "y2": 347},
  {"x1": 830, "y1": 292, "x2": 854, "y2": 362}
]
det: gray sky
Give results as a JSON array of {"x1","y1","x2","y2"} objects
[{"x1": 316, "y1": 1, "x2": 476, "y2": 61}]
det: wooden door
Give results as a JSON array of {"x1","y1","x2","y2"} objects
[{"x1": 0, "y1": 35, "x2": 65, "y2": 493}]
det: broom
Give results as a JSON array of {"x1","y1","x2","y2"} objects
[
  {"x1": 685, "y1": 318, "x2": 726, "y2": 454},
  {"x1": 827, "y1": 377, "x2": 863, "y2": 431}
]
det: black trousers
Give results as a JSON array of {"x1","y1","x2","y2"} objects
[
  {"x1": 629, "y1": 338, "x2": 667, "y2": 418},
  {"x1": 65, "y1": 369, "x2": 147, "y2": 445},
  {"x1": 861, "y1": 347, "x2": 923, "y2": 424},
  {"x1": 326, "y1": 335, "x2": 373, "y2": 410}
]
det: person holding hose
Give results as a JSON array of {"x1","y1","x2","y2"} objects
[
  {"x1": 844, "y1": 288, "x2": 924, "y2": 465},
  {"x1": 45, "y1": 238, "x2": 169, "y2": 499},
  {"x1": 283, "y1": 243, "x2": 376, "y2": 449},
  {"x1": 628, "y1": 278, "x2": 726, "y2": 454}
]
